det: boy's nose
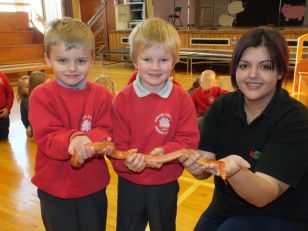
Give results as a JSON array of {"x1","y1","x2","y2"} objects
[
  {"x1": 151, "y1": 61, "x2": 160, "y2": 69},
  {"x1": 68, "y1": 62, "x2": 76, "y2": 71}
]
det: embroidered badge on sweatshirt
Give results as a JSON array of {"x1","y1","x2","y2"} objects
[
  {"x1": 249, "y1": 150, "x2": 262, "y2": 160},
  {"x1": 81, "y1": 115, "x2": 92, "y2": 132},
  {"x1": 155, "y1": 113, "x2": 171, "y2": 135}
]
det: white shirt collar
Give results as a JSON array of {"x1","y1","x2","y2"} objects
[{"x1": 133, "y1": 73, "x2": 173, "y2": 98}]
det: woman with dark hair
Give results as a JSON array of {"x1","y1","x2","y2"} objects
[{"x1": 180, "y1": 27, "x2": 308, "y2": 231}]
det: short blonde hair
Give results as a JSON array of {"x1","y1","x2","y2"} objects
[
  {"x1": 16, "y1": 75, "x2": 29, "y2": 102},
  {"x1": 44, "y1": 17, "x2": 95, "y2": 57},
  {"x1": 129, "y1": 18, "x2": 181, "y2": 66},
  {"x1": 200, "y1": 70, "x2": 216, "y2": 91},
  {"x1": 94, "y1": 75, "x2": 115, "y2": 95}
]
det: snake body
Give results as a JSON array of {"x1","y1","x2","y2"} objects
[{"x1": 71, "y1": 141, "x2": 226, "y2": 180}]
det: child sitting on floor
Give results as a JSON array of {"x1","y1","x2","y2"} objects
[{"x1": 191, "y1": 70, "x2": 228, "y2": 126}]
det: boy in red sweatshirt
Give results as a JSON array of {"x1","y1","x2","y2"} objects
[
  {"x1": 112, "y1": 18, "x2": 199, "y2": 231},
  {"x1": 0, "y1": 72, "x2": 14, "y2": 140},
  {"x1": 29, "y1": 17, "x2": 113, "y2": 231}
]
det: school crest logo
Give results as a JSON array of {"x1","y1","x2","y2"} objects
[
  {"x1": 249, "y1": 150, "x2": 262, "y2": 160},
  {"x1": 81, "y1": 115, "x2": 92, "y2": 132},
  {"x1": 208, "y1": 96, "x2": 215, "y2": 105},
  {"x1": 155, "y1": 113, "x2": 172, "y2": 135}
]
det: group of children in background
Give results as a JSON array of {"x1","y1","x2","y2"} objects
[{"x1": 3, "y1": 15, "x2": 307, "y2": 231}]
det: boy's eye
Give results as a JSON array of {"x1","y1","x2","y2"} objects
[
  {"x1": 57, "y1": 58, "x2": 67, "y2": 64},
  {"x1": 161, "y1": 58, "x2": 169, "y2": 63},
  {"x1": 76, "y1": 59, "x2": 87, "y2": 64},
  {"x1": 142, "y1": 58, "x2": 150, "y2": 62}
]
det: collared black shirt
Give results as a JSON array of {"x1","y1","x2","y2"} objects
[{"x1": 199, "y1": 88, "x2": 308, "y2": 228}]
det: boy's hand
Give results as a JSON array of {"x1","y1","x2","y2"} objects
[
  {"x1": 0, "y1": 108, "x2": 9, "y2": 118},
  {"x1": 125, "y1": 153, "x2": 146, "y2": 172},
  {"x1": 68, "y1": 135, "x2": 97, "y2": 166},
  {"x1": 96, "y1": 137, "x2": 114, "y2": 156},
  {"x1": 147, "y1": 147, "x2": 164, "y2": 168},
  {"x1": 68, "y1": 135, "x2": 92, "y2": 155}
]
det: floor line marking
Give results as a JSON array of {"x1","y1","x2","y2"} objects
[
  {"x1": 177, "y1": 182, "x2": 201, "y2": 206},
  {"x1": 179, "y1": 175, "x2": 215, "y2": 188}
]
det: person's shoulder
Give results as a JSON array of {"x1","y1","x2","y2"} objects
[
  {"x1": 172, "y1": 83, "x2": 191, "y2": 94},
  {"x1": 202, "y1": 92, "x2": 239, "y2": 120},
  {"x1": 0, "y1": 72, "x2": 9, "y2": 83},
  {"x1": 29, "y1": 81, "x2": 54, "y2": 104},
  {"x1": 171, "y1": 84, "x2": 191, "y2": 98},
  {"x1": 215, "y1": 90, "x2": 236, "y2": 102},
  {"x1": 31, "y1": 79, "x2": 53, "y2": 94},
  {"x1": 113, "y1": 84, "x2": 134, "y2": 102},
  {"x1": 117, "y1": 84, "x2": 134, "y2": 95},
  {"x1": 88, "y1": 81, "x2": 108, "y2": 92},
  {"x1": 277, "y1": 89, "x2": 308, "y2": 118},
  {"x1": 0, "y1": 72, "x2": 7, "y2": 78},
  {"x1": 192, "y1": 86, "x2": 202, "y2": 93}
]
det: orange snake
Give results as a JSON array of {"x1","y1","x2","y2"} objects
[{"x1": 71, "y1": 141, "x2": 226, "y2": 180}]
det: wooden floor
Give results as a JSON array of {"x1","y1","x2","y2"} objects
[{"x1": 0, "y1": 60, "x2": 302, "y2": 231}]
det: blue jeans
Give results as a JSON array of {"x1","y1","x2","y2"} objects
[{"x1": 194, "y1": 205, "x2": 302, "y2": 231}]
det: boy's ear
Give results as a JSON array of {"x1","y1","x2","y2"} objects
[{"x1": 44, "y1": 53, "x2": 52, "y2": 68}]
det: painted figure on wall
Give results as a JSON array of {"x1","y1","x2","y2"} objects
[{"x1": 281, "y1": 1, "x2": 306, "y2": 25}]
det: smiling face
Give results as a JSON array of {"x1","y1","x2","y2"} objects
[
  {"x1": 134, "y1": 44, "x2": 174, "y2": 92},
  {"x1": 236, "y1": 46, "x2": 282, "y2": 107},
  {"x1": 44, "y1": 43, "x2": 94, "y2": 86}
]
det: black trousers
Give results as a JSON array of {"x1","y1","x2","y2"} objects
[
  {"x1": 116, "y1": 177, "x2": 179, "y2": 231},
  {"x1": 38, "y1": 188, "x2": 107, "y2": 231},
  {"x1": 0, "y1": 116, "x2": 9, "y2": 140}
]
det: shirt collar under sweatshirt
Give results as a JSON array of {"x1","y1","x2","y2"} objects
[
  {"x1": 133, "y1": 73, "x2": 173, "y2": 98},
  {"x1": 56, "y1": 78, "x2": 87, "y2": 90}
]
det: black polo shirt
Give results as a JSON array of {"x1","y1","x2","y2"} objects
[{"x1": 199, "y1": 88, "x2": 308, "y2": 228}]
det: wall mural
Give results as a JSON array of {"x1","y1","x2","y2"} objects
[
  {"x1": 281, "y1": 1, "x2": 306, "y2": 25},
  {"x1": 219, "y1": 1, "x2": 244, "y2": 27},
  {"x1": 226, "y1": 0, "x2": 306, "y2": 27}
]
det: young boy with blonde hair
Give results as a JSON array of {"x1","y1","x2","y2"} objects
[
  {"x1": 111, "y1": 18, "x2": 199, "y2": 231},
  {"x1": 29, "y1": 17, "x2": 113, "y2": 231}
]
